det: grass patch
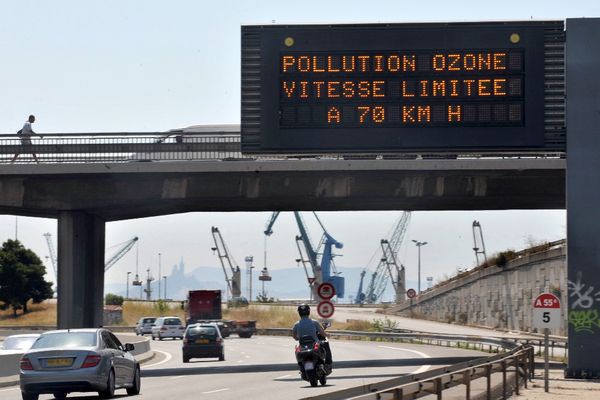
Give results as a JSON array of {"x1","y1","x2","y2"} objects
[
  {"x1": 121, "y1": 301, "x2": 184, "y2": 325},
  {"x1": 224, "y1": 305, "x2": 298, "y2": 329},
  {"x1": 0, "y1": 301, "x2": 56, "y2": 326}
]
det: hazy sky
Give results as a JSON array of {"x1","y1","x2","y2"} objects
[{"x1": 0, "y1": 1, "x2": 592, "y2": 292}]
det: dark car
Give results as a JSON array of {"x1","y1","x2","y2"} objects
[
  {"x1": 19, "y1": 328, "x2": 140, "y2": 400},
  {"x1": 182, "y1": 323, "x2": 224, "y2": 363}
]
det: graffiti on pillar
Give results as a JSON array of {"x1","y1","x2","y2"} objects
[
  {"x1": 568, "y1": 309, "x2": 600, "y2": 333},
  {"x1": 568, "y1": 272, "x2": 600, "y2": 333}
]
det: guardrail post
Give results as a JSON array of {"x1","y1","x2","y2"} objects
[
  {"x1": 392, "y1": 387, "x2": 403, "y2": 400},
  {"x1": 502, "y1": 360, "x2": 507, "y2": 400},
  {"x1": 522, "y1": 353, "x2": 528, "y2": 389},
  {"x1": 464, "y1": 370, "x2": 471, "y2": 400},
  {"x1": 529, "y1": 346, "x2": 535, "y2": 379},
  {"x1": 435, "y1": 377, "x2": 443, "y2": 400},
  {"x1": 514, "y1": 355, "x2": 520, "y2": 395},
  {"x1": 486, "y1": 364, "x2": 492, "y2": 400}
]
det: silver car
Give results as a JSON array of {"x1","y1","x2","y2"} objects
[
  {"x1": 19, "y1": 328, "x2": 140, "y2": 400},
  {"x1": 134, "y1": 317, "x2": 157, "y2": 335}
]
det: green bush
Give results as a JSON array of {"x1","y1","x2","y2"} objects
[
  {"x1": 154, "y1": 299, "x2": 169, "y2": 315},
  {"x1": 372, "y1": 317, "x2": 399, "y2": 332},
  {"x1": 104, "y1": 293, "x2": 124, "y2": 306}
]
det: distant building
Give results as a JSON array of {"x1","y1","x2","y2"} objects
[{"x1": 103, "y1": 305, "x2": 123, "y2": 325}]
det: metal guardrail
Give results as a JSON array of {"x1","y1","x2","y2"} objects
[
  {"x1": 330, "y1": 346, "x2": 534, "y2": 400},
  {"x1": 0, "y1": 132, "x2": 565, "y2": 164}
]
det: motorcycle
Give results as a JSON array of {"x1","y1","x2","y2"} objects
[{"x1": 295, "y1": 325, "x2": 332, "y2": 387}]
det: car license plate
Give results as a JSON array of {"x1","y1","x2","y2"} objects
[
  {"x1": 196, "y1": 339, "x2": 209, "y2": 344},
  {"x1": 47, "y1": 358, "x2": 73, "y2": 367},
  {"x1": 304, "y1": 361, "x2": 315, "y2": 370}
]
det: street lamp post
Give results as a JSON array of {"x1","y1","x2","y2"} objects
[
  {"x1": 158, "y1": 253, "x2": 162, "y2": 300},
  {"x1": 245, "y1": 256, "x2": 254, "y2": 302},
  {"x1": 163, "y1": 276, "x2": 167, "y2": 300},
  {"x1": 412, "y1": 240, "x2": 428, "y2": 294},
  {"x1": 126, "y1": 272, "x2": 131, "y2": 299}
]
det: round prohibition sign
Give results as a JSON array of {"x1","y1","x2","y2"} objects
[
  {"x1": 317, "y1": 282, "x2": 336, "y2": 300},
  {"x1": 406, "y1": 288, "x2": 417, "y2": 299},
  {"x1": 317, "y1": 300, "x2": 335, "y2": 319}
]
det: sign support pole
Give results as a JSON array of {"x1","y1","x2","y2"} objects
[{"x1": 544, "y1": 327, "x2": 549, "y2": 392}]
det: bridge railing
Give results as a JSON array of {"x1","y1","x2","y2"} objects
[
  {"x1": 0, "y1": 132, "x2": 244, "y2": 164},
  {"x1": 0, "y1": 132, "x2": 566, "y2": 164}
]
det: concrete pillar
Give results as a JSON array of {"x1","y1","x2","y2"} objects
[
  {"x1": 57, "y1": 211, "x2": 105, "y2": 329},
  {"x1": 566, "y1": 18, "x2": 600, "y2": 378}
]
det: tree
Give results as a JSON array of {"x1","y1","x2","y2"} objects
[
  {"x1": 0, "y1": 239, "x2": 54, "y2": 316},
  {"x1": 105, "y1": 293, "x2": 124, "y2": 306}
]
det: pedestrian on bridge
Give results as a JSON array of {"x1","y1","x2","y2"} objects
[{"x1": 12, "y1": 114, "x2": 42, "y2": 163}]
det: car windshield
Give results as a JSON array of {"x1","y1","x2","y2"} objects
[
  {"x1": 2, "y1": 336, "x2": 38, "y2": 350},
  {"x1": 32, "y1": 332, "x2": 97, "y2": 349},
  {"x1": 187, "y1": 326, "x2": 217, "y2": 339},
  {"x1": 164, "y1": 318, "x2": 181, "y2": 326},
  {"x1": 143, "y1": 318, "x2": 156, "y2": 324}
]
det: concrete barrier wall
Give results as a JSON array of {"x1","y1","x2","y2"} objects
[
  {"x1": 391, "y1": 246, "x2": 567, "y2": 336},
  {"x1": 116, "y1": 334, "x2": 150, "y2": 357},
  {"x1": 0, "y1": 351, "x2": 24, "y2": 377}
]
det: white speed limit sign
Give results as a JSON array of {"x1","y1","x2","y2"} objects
[{"x1": 532, "y1": 293, "x2": 561, "y2": 329}]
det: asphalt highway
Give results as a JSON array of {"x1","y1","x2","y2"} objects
[{"x1": 0, "y1": 334, "x2": 487, "y2": 400}]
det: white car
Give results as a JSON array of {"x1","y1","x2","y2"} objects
[
  {"x1": 151, "y1": 317, "x2": 185, "y2": 340},
  {"x1": 1, "y1": 334, "x2": 40, "y2": 351}
]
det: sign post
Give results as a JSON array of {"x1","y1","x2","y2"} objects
[
  {"x1": 532, "y1": 292, "x2": 561, "y2": 392},
  {"x1": 316, "y1": 282, "x2": 336, "y2": 320},
  {"x1": 406, "y1": 288, "x2": 417, "y2": 317}
]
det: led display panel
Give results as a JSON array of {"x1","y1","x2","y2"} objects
[{"x1": 241, "y1": 22, "x2": 554, "y2": 153}]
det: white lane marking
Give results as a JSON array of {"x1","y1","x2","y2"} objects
[
  {"x1": 0, "y1": 387, "x2": 19, "y2": 392},
  {"x1": 202, "y1": 388, "x2": 230, "y2": 394},
  {"x1": 143, "y1": 350, "x2": 172, "y2": 368},
  {"x1": 377, "y1": 346, "x2": 431, "y2": 358},
  {"x1": 275, "y1": 374, "x2": 291, "y2": 380},
  {"x1": 169, "y1": 376, "x2": 186, "y2": 380},
  {"x1": 377, "y1": 345, "x2": 431, "y2": 374}
]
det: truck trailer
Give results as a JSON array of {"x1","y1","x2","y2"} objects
[{"x1": 185, "y1": 289, "x2": 256, "y2": 338}]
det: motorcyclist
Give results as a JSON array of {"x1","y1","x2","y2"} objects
[{"x1": 292, "y1": 304, "x2": 332, "y2": 368}]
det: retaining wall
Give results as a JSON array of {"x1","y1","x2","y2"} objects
[{"x1": 391, "y1": 245, "x2": 567, "y2": 336}]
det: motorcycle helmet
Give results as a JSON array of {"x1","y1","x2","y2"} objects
[{"x1": 297, "y1": 304, "x2": 310, "y2": 317}]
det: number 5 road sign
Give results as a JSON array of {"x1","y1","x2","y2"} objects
[{"x1": 532, "y1": 293, "x2": 561, "y2": 329}]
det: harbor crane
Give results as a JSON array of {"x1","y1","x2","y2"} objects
[
  {"x1": 105, "y1": 237, "x2": 139, "y2": 272},
  {"x1": 354, "y1": 270, "x2": 366, "y2": 304},
  {"x1": 43, "y1": 233, "x2": 58, "y2": 284},
  {"x1": 362, "y1": 211, "x2": 411, "y2": 304},
  {"x1": 211, "y1": 226, "x2": 242, "y2": 299},
  {"x1": 472, "y1": 220, "x2": 488, "y2": 266},
  {"x1": 265, "y1": 212, "x2": 344, "y2": 299},
  {"x1": 44, "y1": 234, "x2": 139, "y2": 275}
]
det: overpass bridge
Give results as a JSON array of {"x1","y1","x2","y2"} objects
[{"x1": 0, "y1": 132, "x2": 565, "y2": 328}]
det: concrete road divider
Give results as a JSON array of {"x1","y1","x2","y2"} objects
[{"x1": 0, "y1": 351, "x2": 25, "y2": 378}]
